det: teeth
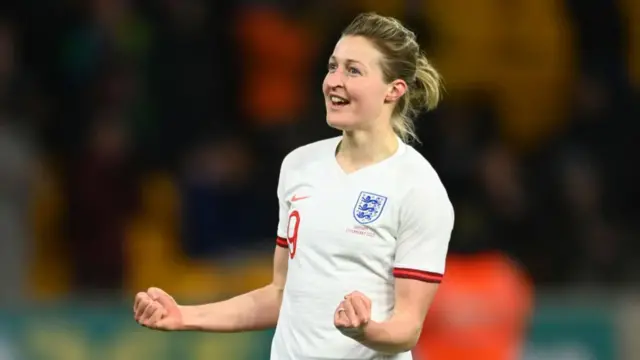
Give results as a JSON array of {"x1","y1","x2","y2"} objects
[{"x1": 330, "y1": 96, "x2": 348, "y2": 104}]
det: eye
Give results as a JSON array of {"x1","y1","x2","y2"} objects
[
  {"x1": 327, "y1": 62, "x2": 338, "y2": 72},
  {"x1": 347, "y1": 66, "x2": 361, "y2": 75}
]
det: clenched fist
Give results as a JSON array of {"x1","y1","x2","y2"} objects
[
  {"x1": 133, "y1": 287, "x2": 183, "y2": 330},
  {"x1": 334, "y1": 291, "x2": 372, "y2": 340}
]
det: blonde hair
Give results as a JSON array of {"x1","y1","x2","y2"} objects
[{"x1": 342, "y1": 13, "x2": 443, "y2": 143}]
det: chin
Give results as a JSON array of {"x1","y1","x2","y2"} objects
[{"x1": 326, "y1": 113, "x2": 358, "y2": 131}]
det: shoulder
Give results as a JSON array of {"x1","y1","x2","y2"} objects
[
  {"x1": 280, "y1": 136, "x2": 341, "y2": 172},
  {"x1": 395, "y1": 145, "x2": 454, "y2": 217},
  {"x1": 400, "y1": 146, "x2": 449, "y2": 198}
]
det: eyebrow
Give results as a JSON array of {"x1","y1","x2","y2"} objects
[{"x1": 329, "y1": 55, "x2": 365, "y2": 67}]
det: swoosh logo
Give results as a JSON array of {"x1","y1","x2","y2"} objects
[{"x1": 291, "y1": 194, "x2": 310, "y2": 202}]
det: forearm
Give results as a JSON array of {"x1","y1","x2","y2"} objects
[
  {"x1": 180, "y1": 283, "x2": 283, "y2": 332},
  {"x1": 359, "y1": 316, "x2": 421, "y2": 354}
]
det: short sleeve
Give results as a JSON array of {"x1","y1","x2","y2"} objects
[
  {"x1": 275, "y1": 157, "x2": 290, "y2": 248},
  {"x1": 393, "y1": 184, "x2": 454, "y2": 283}
]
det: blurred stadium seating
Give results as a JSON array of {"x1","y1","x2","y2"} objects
[{"x1": 0, "y1": 0, "x2": 637, "y2": 358}]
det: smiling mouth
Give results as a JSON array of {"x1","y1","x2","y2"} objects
[{"x1": 329, "y1": 95, "x2": 350, "y2": 107}]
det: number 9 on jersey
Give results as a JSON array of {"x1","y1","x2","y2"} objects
[{"x1": 287, "y1": 210, "x2": 300, "y2": 259}]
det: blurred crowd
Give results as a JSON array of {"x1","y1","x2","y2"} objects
[{"x1": 0, "y1": 0, "x2": 638, "y2": 303}]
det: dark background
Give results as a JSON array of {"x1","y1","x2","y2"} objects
[{"x1": 0, "y1": 0, "x2": 638, "y2": 358}]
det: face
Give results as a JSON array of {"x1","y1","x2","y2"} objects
[{"x1": 323, "y1": 36, "x2": 406, "y2": 131}]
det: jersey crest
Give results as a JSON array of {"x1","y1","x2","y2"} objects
[{"x1": 353, "y1": 191, "x2": 388, "y2": 224}]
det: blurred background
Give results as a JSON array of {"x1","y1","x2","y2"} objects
[{"x1": 0, "y1": 0, "x2": 638, "y2": 359}]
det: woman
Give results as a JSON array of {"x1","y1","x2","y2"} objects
[{"x1": 133, "y1": 13, "x2": 454, "y2": 360}]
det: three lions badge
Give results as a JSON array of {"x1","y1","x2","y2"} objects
[{"x1": 353, "y1": 191, "x2": 388, "y2": 224}]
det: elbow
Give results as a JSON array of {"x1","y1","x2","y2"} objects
[
  {"x1": 268, "y1": 282, "x2": 285, "y2": 308},
  {"x1": 380, "y1": 338, "x2": 419, "y2": 355},
  {"x1": 395, "y1": 320, "x2": 424, "y2": 353},
  {"x1": 362, "y1": 314, "x2": 425, "y2": 354},
  {"x1": 397, "y1": 327, "x2": 421, "y2": 353},
  {"x1": 372, "y1": 323, "x2": 422, "y2": 354},
  {"x1": 270, "y1": 281, "x2": 285, "y2": 295}
]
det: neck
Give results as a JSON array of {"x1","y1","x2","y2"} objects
[{"x1": 338, "y1": 126, "x2": 399, "y2": 168}]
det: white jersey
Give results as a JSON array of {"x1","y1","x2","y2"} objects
[{"x1": 270, "y1": 137, "x2": 454, "y2": 360}]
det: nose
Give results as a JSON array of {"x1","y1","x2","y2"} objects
[{"x1": 324, "y1": 70, "x2": 344, "y2": 89}]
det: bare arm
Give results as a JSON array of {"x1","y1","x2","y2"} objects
[
  {"x1": 361, "y1": 279, "x2": 438, "y2": 353},
  {"x1": 179, "y1": 246, "x2": 289, "y2": 332}
]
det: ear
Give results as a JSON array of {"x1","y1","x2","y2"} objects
[{"x1": 385, "y1": 79, "x2": 408, "y2": 103}]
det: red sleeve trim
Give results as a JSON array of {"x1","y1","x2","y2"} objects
[
  {"x1": 276, "y1": 237, "x2": 288, "y2": 248},
  {"x1": 393, "y1": 267, "x2": 443, "y2": 283}
]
